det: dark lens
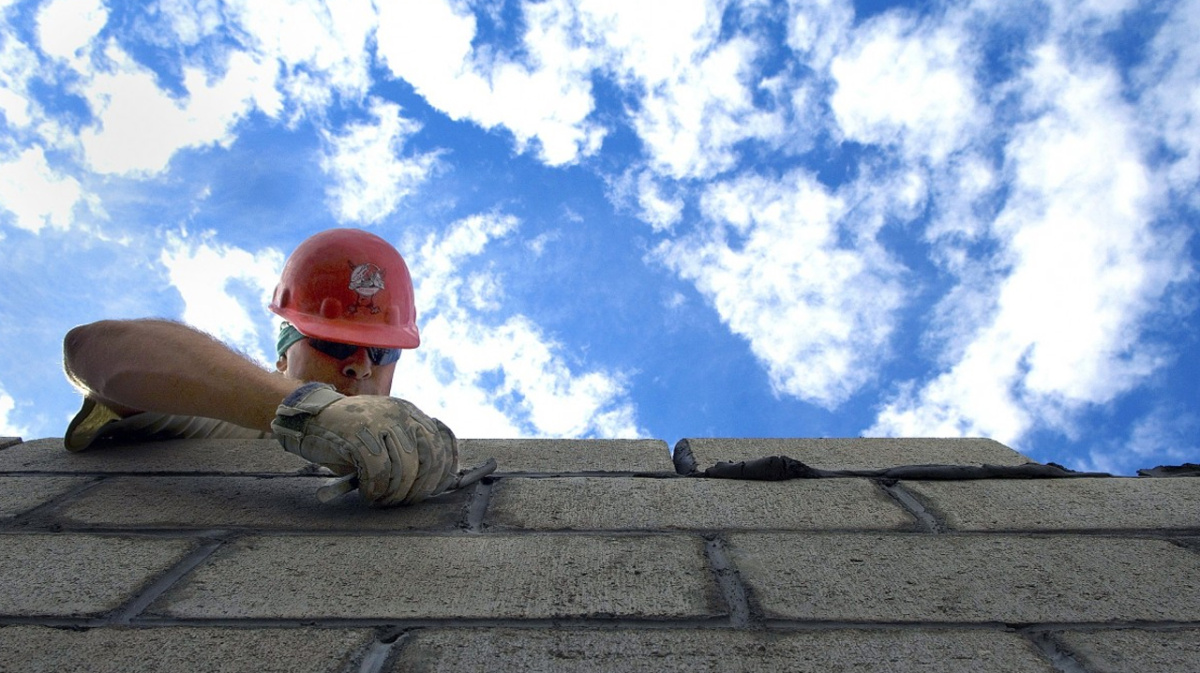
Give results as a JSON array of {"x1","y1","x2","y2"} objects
[
  {"x1": 307, "y1": 338, "x2": 358, "y2": 360},
  {"x1": 368, "y1": 347, "x2": 401, "y2": 366}
]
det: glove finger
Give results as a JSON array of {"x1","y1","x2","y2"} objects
[
  {"x1": 316, "y1": 474, "x2": 358, "y2": 503},
  {"x1": 404, "y1": 418, "x2": 448, "y2": 503},
  {"x1": 352, "y1": 427, "x2": 393, "y2": 504},
  {"x1": 375, "y1": 429, "x2": 419, "y2": 507},
  {"x1": 426, "y1": 419, "x2": 463, "y2": 496},
  {"x1": 323, "y1": 462, "x2": 356, "y2": 477},
  {"x1": 294, "y1": 436, "x2": 355, "y2": 473},
  {"x1": 438, "y1": 418, "x2": 460, "y2": 477}
]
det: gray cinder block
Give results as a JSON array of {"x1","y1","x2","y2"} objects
[
  {"x1": 1056, "y1": 628, "x2": 1200, "y2": 673},
  {"x1": 0, "y1": 476, "x2": 90, "y2": 518},
  {"x1": 46, "y1": 476, "x2": 468, "y2": 531},
  {"x1": 150, "y1": 534, "x2": 720, "y2": 620},
  {"x1": 727, "y1": 533, "x2": 1200, "y2": 623},
  {"x1": 459, "y1": 438, "x2": 672, "y2": 473},
  {"x1": 390, "y1": 627, "x2": 1057, "y2": 672},
  {"x1": 0, "y1": 534, "x2": 195, "y2": 617},
  {"x1": 905, "y1": 478, "x2": 1200, "y2": 531},
  {"x1": 0, "y1": 438, "x2": 311, "y2": 474},
  {"x1": 487, "y1": 477, "x2": 916, "y2": 531},
  {"x1": 0, "y1": 626, "x2": 373, "y2": 673}
]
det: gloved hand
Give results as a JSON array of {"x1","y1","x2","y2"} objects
[{"x1": 271, "y1": 382, "x2": 459, "y2": 506}]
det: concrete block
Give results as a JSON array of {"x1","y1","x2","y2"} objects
[
  {"x1": 905, "y1": 478, "x2": 1200, "y2": 531},
  {"x1": 0, "y1": 438, "x2": 20, "y2": 450},
  {"x1": 459, "y1": 438, "x2": 672, "y2": 473},
  {"x1": 0, "y1": 438, "x2": 311, "y2": 474},
  {"x1": 1056, "y1": 628, "x2": 1200, "y2": 673},
  {"x1": 727, "y1": 533, "x2": 1200, "y2": 623},
  {"x1": 0, "y1": 476, "x2": 91, "y2": 518},
  {"x1": 391, "y1": 627, "x2": 1056, "y2": 672},
  {"x1": 46, "y1": 476, "x2": 468, "y2": 530},
  {"x1": 0, "y1": 625, "x2": 374, "y2": 673},
  {"x1": 0, "y1": 534, "x2": 195, "y2": 617},
  {"x1": 677, "y1": 438, "x2": 1031, "y2": 472},
  {"x1": 151, "y1": 534, "x2": 719, "y2": 620},
  {"x1": 488, "y1": 477, "x2": 915, "y2": 531}
]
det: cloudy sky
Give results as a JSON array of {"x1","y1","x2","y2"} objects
[{"x1": 1, "y1": 0, "x2": 1196, "y2": 474}]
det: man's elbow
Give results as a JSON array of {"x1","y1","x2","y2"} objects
[
  {"x1": 65, "y1": 320, "x2": 105, "y2": 364},
  {"x1": 62, "y1": 320, "x2": 123, "y2": 392}
]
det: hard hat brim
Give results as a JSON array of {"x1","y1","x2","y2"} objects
[{"x1": 274, "y1": 307, "x2": 420, "y2": 349}]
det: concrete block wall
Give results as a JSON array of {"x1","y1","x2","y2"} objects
[{"x1": 0, "y1": 435, "x2": 1197, "y2": 672}]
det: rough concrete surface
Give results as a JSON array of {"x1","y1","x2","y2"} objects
[
  {"x1": 390, "y1": 627, "x2": 1057, "y2": 673},
  {"x1": 0, "y1": 438, "x2": 312, "y2": 474},
  {"x1": 0, "y1": 625, "x2": 374, "y2": 673},
  {"x1": 0, "y1": 475, "x2": 91, "y2": 518},
  {"x1": 1056, "y1": 628, "x2": 1200, "y2": 673},
  {"x1": 488, "y1": 477, "x2": 916, "y2": 531},
  {"x1": 905, "y1": 478, "x2": 1200, "y2": 530},
  {"x1": 459, "y1": 438, "x2": 673, "y2": 473},
  {"x1": 46, "y1": 475, "x2": 468, "y2": 530},
  {"x1": 727, "y1": 533, "x2": 1200, "y2": 623},
  {"x1": 678, "y1": 438, "x2": 1031, "y2": 472},
  {"x1": 0, "y1": 534, "x2": 195, "y2": 617},
  {"x1": 150, "y1": 534, "x2": 720, "y2": 620}
]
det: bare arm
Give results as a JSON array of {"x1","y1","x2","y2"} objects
[{"x1": 63, "y1": 319, "x2": 301, "y2": 432}]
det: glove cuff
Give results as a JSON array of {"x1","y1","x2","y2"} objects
[
  {"x1": 280, "y1": 382, "x2": 342, "y2": 411},
  {"x1": 272, "y1": 382, "x2": 343, "y2": 439}
]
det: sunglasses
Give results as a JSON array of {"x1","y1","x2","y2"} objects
[{"x1": 306, "y1": 338, "x2": 401, "y2": 366}]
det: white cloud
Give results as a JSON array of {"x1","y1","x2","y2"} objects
[
  {"x1": 0, "y1": 383, "x2": 29, "y2": 438},
  {"x1": 145, "y1": 0, "x2": 224, "y2": 46},
  {"x1": 321, "y1": 97, "x2": 438, "y2": 224},
  {"x1": 1136, "y1": 0, "x2": 1200, "y2": 209},
  {"x1": 829, "y1": 10, "x2": 980, "y2": 162},
  {"x1": 578, "y1": 0, "x2": 723, "y2": 84},
  {"x1": 525, "y1": 230, "x2": 560, "y2": 257},
  {"x1": 786, "y1": 0, "x2": 854, "y2": 69},
  {"x1": 575, "y1": 0, "x2": 786, "y2": 179},
  {"x1": 36, "y1": 0, "x2": 108, "y2": 65},
  {"x1": 375, "y1": 0, "x2": 790, "y2": 175},
  {"x1": 636, "y1": 172, "x2": 684, "y2": 232},
  {"x1": 0, "y1": 147, "x2": 85, "y2": 232},
  {"x1": 0, "y1": 26, "x2": 39, "y2": 130},
  {"x1": 78, "y1": 46, "x2": 279, "y2": 175},
  {"x1": 1081, "y1": 405, "x2": 1198, "y2": 475},
  {"x1": 399, "y1": 213, "x2": 643, "y2": 438},
  {"x1": 376, "y1": 0, "x2": 604, "y2": 166},
  {"x1": 656, "y1": 169, "x2": 907, "y2": 408},
  {"x1": 226, "y1": 0, "x2": 376, "y2": 109},
  {"x1": 870, "y1": 45, "x2": 1192, "y2": 445},
  {"x1": 160, "y1": 229, "x2": 285, "y2": 363},
  {"x1": 637, "y1": 37, "x2": 786, "y2": 178}
]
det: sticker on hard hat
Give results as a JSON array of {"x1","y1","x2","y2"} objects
[{"x1": 347, "y1": 261, "x2": 385, "y2": 315}]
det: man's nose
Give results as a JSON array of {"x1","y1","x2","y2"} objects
[{"x1": 341, "y1": 347, "x2": 372, "y2": 379}]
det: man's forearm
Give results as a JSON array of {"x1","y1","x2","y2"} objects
[{"x1": 63, "y1": 319, "x2": 300, "y2": 432}]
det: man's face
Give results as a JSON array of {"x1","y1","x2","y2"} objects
[{"x1": 277, "y1": 338, "x2": 396, "y2": 396}]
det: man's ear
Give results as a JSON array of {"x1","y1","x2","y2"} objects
[{"x1": 276, "y1": 355, "x2": 287, "y2": 373}]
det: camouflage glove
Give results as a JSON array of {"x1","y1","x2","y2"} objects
[{"x1": 271, "y1": 382, "x2": 459, "y2": 506}]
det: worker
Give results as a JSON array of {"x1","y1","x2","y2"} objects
[{"x1": 61, "y1": 228, "x2": 473, "y2": 506}]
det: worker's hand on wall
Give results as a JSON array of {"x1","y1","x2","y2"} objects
[{"x1": 271, "y1": 383, "x2": 459, "y2": 506}]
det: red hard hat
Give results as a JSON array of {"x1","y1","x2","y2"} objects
[{"x1": 269, "y1": 229, "x2": 420, "y2": 348}]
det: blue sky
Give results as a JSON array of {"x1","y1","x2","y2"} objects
[{"x1": 1, "y1": 0, "x2": 1197, "y2": 474}]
